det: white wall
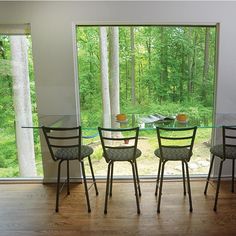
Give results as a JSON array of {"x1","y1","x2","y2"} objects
[{"x1": 1, "y1": 1, "x2": 236, "y2": 181}]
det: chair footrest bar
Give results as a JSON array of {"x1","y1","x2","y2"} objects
[
  {"x1": 87, "y1": 181, "x2": 97, "y2": 191},
  {"x1": 59, "y1": 180, "x2": 67, "y2": 194}
]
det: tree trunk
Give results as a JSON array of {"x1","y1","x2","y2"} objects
[
  {"x1": 10, "y1": 35, "x2": 36, "y2": 177},
  {"x1": 124, "y1": 29, "x2": 129, "y2": 101},
  {"x1": 160, "y1": 27, "x2": 168, "y2": 104},
  {"x1": 109, "y1": 27, "x2": 120, "y2": 128},
  {"x1": 202, "y1": 27, "x2": 210, "y2": 104},
  {"x1": 180, "y1": 44, "x2": 184, "y2": 102},
  {"x1": 145, "y1": 29, "x2": 152, "y2": 97},
  {"x1": 187, "y1": 28, "x2": 197, "y2": 100},
  {"x1": 130, "y1": 27, "x2": 136, "y2": 106},
  {"x1": 99, "y1": 27, "x2": 111, "y2": 128},
  {"x1": 146, "y1": 29, "x2": 152, "y2": 70},
  {"x1": 138, "y1": 62, "x2": 143, "y2": 103},
  {"x1": 191, "y1": 30, "x2": 197, "y2": 94},
  {"x1": 125, "y1": 60, "x2": 129, "y2": 101}
]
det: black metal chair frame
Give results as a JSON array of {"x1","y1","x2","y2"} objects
[
  {"x1": 98, "y1": 127, "x2": 141, "y2": 214},
  {"x1": 42, "y1": 126, "x2": 98, "y2": 213},
  {"x1": 155, "y1": 126, "x2": 197, "y2": 213},
  {"x1": 204, "y1": 125, "x2": 236, "y2": 211}
]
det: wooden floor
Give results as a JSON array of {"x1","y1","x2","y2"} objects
[{"x1": 0, "y1": 180, "x2": 236, "y2": 236}]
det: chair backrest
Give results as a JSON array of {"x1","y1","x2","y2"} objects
[
  {"x1": 222, "y1": 126, "x2": 236, "y2": 160},
  {"x1": 42, "y1": 126, "x2": 82, "y2": 161},
  {"x1": 156, "y1": 126, "x2": 197, "y2": 160},
  {"x1": 98, "y1": 127, "x2": 139, "y2": 162}
]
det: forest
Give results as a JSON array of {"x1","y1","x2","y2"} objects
[
  {"x1": 0, "y1": 35, "x2": 41, "y2": 177},
  {"x1": 0, "y1": 25, "x2": 216, "y2": 177},
  {"x1": 77, "y1": 26, "x2": 216, "y2": 129}
]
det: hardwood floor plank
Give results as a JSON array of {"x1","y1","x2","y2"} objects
[{"x1": 0, "y1": 181, "x2": 236, "y2": 235}]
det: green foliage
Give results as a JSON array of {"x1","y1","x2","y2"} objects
[
  {"x1": 0, "y1": 131, "x2": 17, "y2": 168},
  {"x1": 77, "y1": 25, "x2": 216, "y2": 128},
  {"x1": 0, "y1": 26, "x2": 216, "y2": 177},
  {"x1": 0, "y1": 36, "x2": 42, "y2": 177}
]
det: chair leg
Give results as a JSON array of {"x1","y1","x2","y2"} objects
[
  {"x1": 80, "y1": 160, "x2": 91, "y2": 213},
  {"x1": 204, "y1": 155, "x2": 215, "y2": 195},
  {"x1": 232, "y1": 159, "x2": 235, "y2": 193},
  {"x1": 109, "y1": 162, "x2": 114, "y2": 197},
  {"x1": 155, "y1": 159, "x2": 162, "y2": 196},
  {"x1": 104, "y1": 162, "x2": 112, "y2": 214},
  {"x1": 134, "y1": 160, "x2": 141, "y2": 197},
  {"x1": 214, "y1": 160, "x2": 224, "y2": 211},
  {"x1": 184, "y1": 161, "x2": 193, "y2": 212},
  {"x1": 131, "y1": 161, "x2": 140, "y2": 214},
  {"x1": 67, "y1": 160, "x2": 70, "y2": 195},
  {"x1": 88, "y1": 155, "x2": 99, "y2": 195},
  {"x1": 157, "y1": 160, "x2": 166, "y2": 213},
  {"x1": 182, "y1": 161, "x2": 186, "y2": 196},
  {"x1": 55, "y1": 160, "x2": 63, "y2": 212}
]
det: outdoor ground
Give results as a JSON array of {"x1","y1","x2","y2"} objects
[{"x1": 85, "y1": 135, "x2": 211, "y2": 177}]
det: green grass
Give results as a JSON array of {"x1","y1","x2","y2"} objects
[{"x1": 0, "y1": 128, "x2": 43, "y2": 177}]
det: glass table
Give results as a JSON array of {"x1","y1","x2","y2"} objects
[
  {"x1": 21, "y1": 114, "x2": 235, "y2": 177},
  {"x1": 22, "y1": 113, "x2": 233, "y2": 130}
]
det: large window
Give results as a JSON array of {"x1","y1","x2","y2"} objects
[
  {"x1": 76, "y1": 25, "x2": 217, "y2": 177},
  {"x1": 0, "y1": 24, "x2": 42, "y2": 178}
]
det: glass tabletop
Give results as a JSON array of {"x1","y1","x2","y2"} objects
[{"x1": 21, "y1": 114, "x2": 233, "y2": 130}]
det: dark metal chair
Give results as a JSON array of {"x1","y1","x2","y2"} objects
[
  {"x1": 204, "y1": 125, "x2": 236, "y2": 211},
  {"x1": 42, "y1": 126, "x2": 98, "y2": 212},
  {"x1": 98, "y1": 127, "x2": 142, "y2": 214},
  {"x1": 154, "y1": 126, "x2": 197, "y2": 213}
]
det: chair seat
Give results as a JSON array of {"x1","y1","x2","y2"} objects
[
  {"x1": 105, "y1": 147, "x2": 142, "y2": 162},
  {"x1": 210, "y1": 144, "x2": 236, "y2": 159},
  {"x1": 55, "y1": 145, "x2": 93, "y2": 160},
  {"x1": 154, "y1": 147, "x2": 192, "y2": 161}
]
